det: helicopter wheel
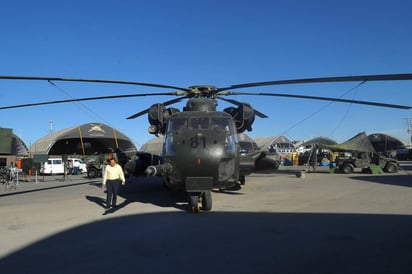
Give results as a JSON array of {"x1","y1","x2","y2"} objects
[
  {"x1": 188, "y1": 193, "x2": 200, "y2": 213},
  {"x1": 162, "y1": 175, "x2": 170, "y2": 189},
  {"x1": 201, "y1": 191, "x2": 212, "y2": 211},
  {"x1": 239, "y1": 176, "x2": 246, "y2": 185}
]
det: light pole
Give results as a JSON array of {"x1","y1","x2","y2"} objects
[
  {"x1": 49, "y1": 120, "x2": 53, "y2": 135},
  {"x1": 407, "y1": 118, "x2": 412, "y2": 148}
]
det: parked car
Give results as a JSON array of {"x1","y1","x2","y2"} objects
[
  {"x1": 67, "y1": 158, "x2": 87, "y2": 174},
  {"x1": 40, "y1": 157, "x2": 87, "y2": 175},
  {"x1": 40, "y1": 158, "x2": 65, "y2": 175}
]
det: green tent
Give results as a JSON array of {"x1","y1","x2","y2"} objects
[{"x1": 323, "y1": 132, "x2": 376, "y2": 153}]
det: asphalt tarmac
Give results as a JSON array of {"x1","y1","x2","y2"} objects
[{"x1": 0, "y1": 163, "x2": 411, "y2": 274}]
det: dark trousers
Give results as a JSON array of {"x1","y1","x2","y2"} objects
[{"x1": 106, "y1": 179, "x2": 120, "y2": 207}]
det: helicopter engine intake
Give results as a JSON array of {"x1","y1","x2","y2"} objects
[
  {"x1": 223, "y1": 103, "x2": 255, "y2": 133},
  {"x1": 148, "y1": 104, "x2": 179, "y2": 135}
]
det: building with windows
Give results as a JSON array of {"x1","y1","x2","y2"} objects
[{"x1": 253, "y1": 136, "x2": 295, "y2": 155}]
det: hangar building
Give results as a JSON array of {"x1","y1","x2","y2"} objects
[
  {"x1": 368, "y1": 133, "x2": 410, "y2": 159},
  {"x1": 29, "y1": 123, "x2": 137, "y2": 156},
  {"x1": 295, "y1": 136, "x2": 338, "y2": 154},
  {"x1": 368, "y1": 133, "x2": 408, "y2": 153},
  {"x1": 0, "y1": 127, "x2": 29, "y2": 166},
  {"x1": 254, "y1": 136, "x2": 294, "y2": 155},
  {"x1": 140, "y1": 136, "x2": 164, "y2": 155}
]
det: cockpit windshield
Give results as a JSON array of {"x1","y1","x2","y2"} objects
[
  {"x1": 211, "y1": 117, "x2": 233, "y2": 133},
  {"x1": 165, "y1": 114, "x2": 237, "y2": 155},
  {"x1": 169, "y1": 117, "x2": 188, "y2": 130},
  {"x1": 168, "y1": 116, "x2": 235, "y2": 133},
  {"x1": 190, "y1": 117, "x2": 209, "y2": 129}
]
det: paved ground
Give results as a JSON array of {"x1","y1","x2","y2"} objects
[{"x1": 0, "y1": 163, "x2": 411, "y2": 273}]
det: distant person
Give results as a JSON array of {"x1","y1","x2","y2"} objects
[
  {"x1": 73, "y1": 160, "x2": 80, "y2": 175},
  {"x1": 67, "y1": 161, "x2": 73, "y2": 175},
  {"x1": 100, "y1": 159, "x2": 108, "y2": 190},
  {"x1": 102, "y1": 158, "x2": 126, "y2": 210}
]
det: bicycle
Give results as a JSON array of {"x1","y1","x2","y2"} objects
[
  {"x1": 2, "y1": 167, "x2": 17, "y2": 191},
  {"x1": 0, "y1": 167, "x2": 7, "y2": 189}
]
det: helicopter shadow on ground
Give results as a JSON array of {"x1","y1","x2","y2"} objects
[
  {"x1": 399, "y1": 161, "x2": 412, "y2": 171},
  {"x1": 251, "y1": 166, "x2": 331, "y2": 179},
  {"x1": 212, "y1": 182, "x2": 245, "y2": 195},
  {"x1": 86, "y1": 176, "x2": 247, "y2": 213},
  {"x1": 87, "y1": 176, "x2": 190, "y2": 213},
  {"x1": 349, "y1": 174, "x2": 412, "y2": 188},
  {"x1": 1, "y1": 211, "x2": 411, "y2": 274},
  {"x1": 345, "y1": 161, "x2": 412, "y2": 188}
]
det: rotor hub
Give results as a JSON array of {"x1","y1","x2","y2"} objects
[{"x1": 188, "y1": 85, "x2": 218, "y2": 98}]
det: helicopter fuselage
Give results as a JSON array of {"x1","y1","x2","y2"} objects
[{"x1": 160, "y1": 111, "x2": 240, "y2": 191}]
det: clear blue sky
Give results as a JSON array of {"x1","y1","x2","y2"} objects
[{"x1": 1, "y1": 0, "x2": 411, "y2": 148}]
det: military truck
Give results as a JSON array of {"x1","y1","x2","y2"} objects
[
  {"x1": 334, "y1": 151, "x2": 399, "y2": 174},
  {"x1": 86, "y1": 149, "x2": 130, "y2": 178},
  {"x1": 86, "y1": 156, "x2": 104, "y2": 178},
  {"x1": 314, "y1": 132, "x2": 399, "y2": 174}
]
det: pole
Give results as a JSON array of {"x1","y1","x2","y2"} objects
[
  {"x1": 113, "y1": 128, "x2": 119, "y2": 149},
  {"x1": 311, "y1": 144, "x2": 317, "y2": 172},
  {"x1": 408, "y1": 118, "x2": 412, "y2": 148},
  {"x1": 78, "y1": 127, "x2": 86, "y2": 156},
  {"x1": 16, "y1": 167, "x2": 19, "y2": 186}
]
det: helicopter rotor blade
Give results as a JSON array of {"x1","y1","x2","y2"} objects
[
  {"x1": 0, "y1": 93, "x2": 179, "y2": 110},
  {"x1": 218, "y1": 73, "x2": 412, "y2": 91},
  {"x1": 126, "y1": 96, "x2": 188, "y2": 119},
  {"x1": 218, "y1": 97, "x2": 269, "y2": 118},
  {"x1": 0, "y1": 75, "x2": 190, "y2": 92},
  {"x1": 1, "y1": 73, "x2": 411, "y2": 113},
  {"x1": 228, "y1": 92, "x2": 412, "y2": 110}
]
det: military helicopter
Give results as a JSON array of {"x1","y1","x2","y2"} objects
[{"x1": 0, "y1": 73, "x2": 411, "y2": 212}]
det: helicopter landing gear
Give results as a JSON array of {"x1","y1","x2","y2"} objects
[
  {"x1": 189, "y1": 193, "x2": 200, "y2": 213},
  {"x1": 201, "y1": 191, "x2": 212, "y2": 211},
  {"x1": 239, "y1": 175, "x2": 246, "y2": 185},
  {"x1": 188, "y1": 191, "x2": 212, "y2": 213}
]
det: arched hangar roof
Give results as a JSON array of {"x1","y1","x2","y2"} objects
[
  {"x1": 253, "y1": 136, "x2": 293, "y2": 151},
  {"x1": 12, "y1": 135, "x2": 28, "y2": 156},
  {"x1": 368, "y1": 133, "x2": 408, "y2": 152},
  {"x1": 140, "y1": 136, "x2": 164, "y2": 156},
  {"x1": 30, "y1": 123, "x2": 137, "y2": 155},
  {"x1": 0, "y1": 127, "x2": 29, "y2": 156},
  {"x1": 302, "y1": 136, "x2": 338, "y2": 146}
]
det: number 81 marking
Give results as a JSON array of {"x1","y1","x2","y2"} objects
[{"x1": 190, "y1": 135, "x2": 206, "y2": 148}]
